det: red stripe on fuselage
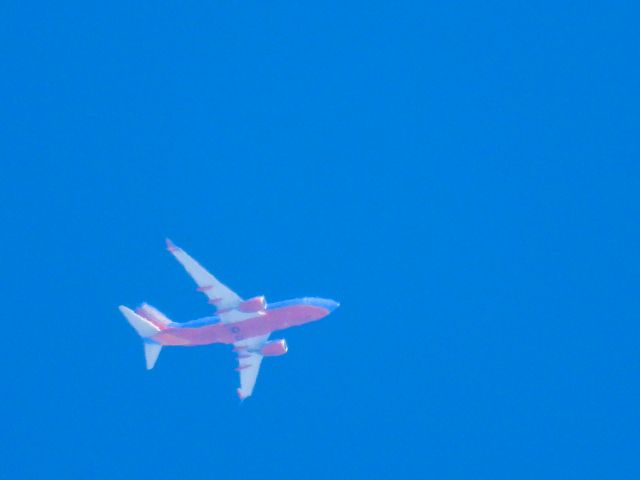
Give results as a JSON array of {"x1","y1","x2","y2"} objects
[{"x1": 151, "y1": 304, "x2": 330, "y2": 347}]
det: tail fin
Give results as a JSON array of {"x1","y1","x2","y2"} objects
[
  {"x1": 119, "y1": 306, "x2": 163, "y2": 369},
  {"x1": 119, "y1": 306, "x2": 159, "y2": 337},
  {"x1": 135, "y1": 303, "x2": 173, "y2": 329}
]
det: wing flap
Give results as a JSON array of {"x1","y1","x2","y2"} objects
[
  {"x1": 166, "y1": 239, "x2": 243, "y2": 311},
  {"x1": 233, "y1": 335, "x2": 269, "y2": 400},
  {"x1": 236, "y1": 353, "x2": 264, "y2": 400}
]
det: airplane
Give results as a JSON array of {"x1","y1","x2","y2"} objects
[{"x1": 118, "y1": 239, "x2": 339, "y2": 400}]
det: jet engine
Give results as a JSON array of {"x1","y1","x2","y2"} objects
[
  {"x1": 238, "y1": 296, "x2": 267, "y2": 313},
  {"x1": 260, "y1": 339, "x2": 288, "y2": 357}
]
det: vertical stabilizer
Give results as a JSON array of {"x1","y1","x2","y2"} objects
[
  {"x1": 119, "y1": 305, "x2": 160, "y2": 338},
  {"x1": 119, "y1": 305, "x2": 163, "y2": 369},
  {"x1": 136, "y1": 303, "x2": 172, "y2": 329}
]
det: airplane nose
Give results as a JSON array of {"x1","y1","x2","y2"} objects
[
  {"x1": 324, "y1": 299, "x2": 340, "y2": 312},
  {"x1": 305, "y1": 297, "x2": 340, "y2": 312}
]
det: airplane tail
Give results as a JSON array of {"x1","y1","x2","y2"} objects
[
  {"x1": 118, "y1": 305, "x2": 164, "y2": 370},
  {"x1": 135, "y1": 303, "x2": 173, "y2": 329}
]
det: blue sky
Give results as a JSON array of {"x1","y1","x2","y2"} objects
[{"x1": 1, "y1": 2, "x2": 639, "y2": 479}]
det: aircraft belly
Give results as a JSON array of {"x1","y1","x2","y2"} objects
[
  {"x1": 153, "y1": 323, "x2": 233, "y2": 346},
  {"x1": 240, "y1": 305, "x2": 328, "y2": 334},
  {"x1": 152, "y1": 304, "x2": 330, "y2": 347}
]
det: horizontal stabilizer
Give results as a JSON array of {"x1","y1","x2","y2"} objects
[
  {"x1": 119, "y1": 305, "x2": 160, "y2": 338},
  {"x1": 144, "y1": 342, "x2": 162, "y2": 369}
]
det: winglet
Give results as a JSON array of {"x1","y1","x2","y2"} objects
[
  {"x1": 237, "y1": 388, "x2": 248, "y2": 401},
  {"x1": 165, "y1": 238, "x2": 178, "y2": 252}
]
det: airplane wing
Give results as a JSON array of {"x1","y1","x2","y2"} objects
[
  {"x1": 166, "y1": 239, "x2": 243, "y2": 311},
  {"x1": 234, "y1": 335, "x2": 269, "y2": 400}
]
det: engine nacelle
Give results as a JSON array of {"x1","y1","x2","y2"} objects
[
  {"x1": 260, "y1": 339, "x2": 288, "y2": 357},
  {"x1": 238, "y1": 296, "x2": 267, "y2": 313}
]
